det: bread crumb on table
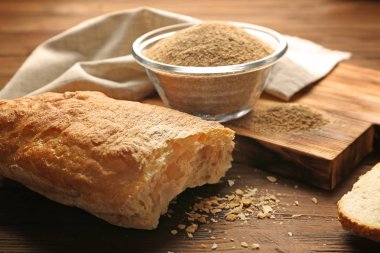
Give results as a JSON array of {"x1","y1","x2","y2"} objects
[
  {"x1": 177, "y1": 224, "x2": 186, "y2": 230},
  {"x1": 167, "y1": 185, "x2": 283, "y2": 242},
  {"x1": 226, "y1": 213, "x2": 239, "y2": 221},
  {"x1": 257, "y1": 211, "x2": 266, "y2": 219},
  {"x1": 227, "y1": 180, "x2": 235, "y2": 187},
  {"x1": 235, "y1": 189, "x2": 244, "y2": 195},
  {"x1": 262, "y1": 205, "x2": 273, "y2": 214},
  {"x1": 252, "y1": 243, "x2": 260, "y2": 249},
  {"x1": 185, "y1": 223, "x2": 198, "y2": 234},
  {"x1": 266, "y1": 176, "x2": 277, "y2": 183},
  {"x1": 241, "y1": 241, "x2": 249, "y2": 248}
]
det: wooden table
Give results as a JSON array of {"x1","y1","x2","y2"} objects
[{"x1": 1, "y1": 1, "x2": 380, "y2": 252}]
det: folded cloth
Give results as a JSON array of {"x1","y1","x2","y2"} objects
[
  {"x1": 266, "y1": 36, "x2": 351, "y2": 100},
  {"x1": 0, "y1": 7, "x2": 350, "y2": 101}
]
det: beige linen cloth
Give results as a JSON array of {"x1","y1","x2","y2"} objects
[{"x1": 0, "y1": 7, "x2": 351, "y2": 101}]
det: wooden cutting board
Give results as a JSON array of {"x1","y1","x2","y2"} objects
[
  {"x1": 292, "y1": 63, "x2": 380, "y2": 128},
  {"x1": 143, "y1": 63, "x2": 380, "y2": 190},
  {"x1": 225, "y1": 100, "x2": 373, "y2": 190}
]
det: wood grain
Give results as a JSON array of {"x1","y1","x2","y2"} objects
[
  {"x1": 227, "y1": 101, "x2": 374, "y2": 190},
  {"x1": 1, "y1": 155, "x2": 379, "y2": 253},
  {"x1": 293, "y1": 63, "x2": 380, "y2": 127},
  {"x1": 1, "y1": 0, "x2": 380, "y2": 88},
  {"x1": 229, "y1": 61, "x2": 380, "y2": 190},
  {"x1": 1, "y1": 0, "x2": 380, "y2": 252}
]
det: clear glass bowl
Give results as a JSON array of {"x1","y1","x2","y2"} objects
[{"x1": 132, "y1": 22, "x2": 287, "y2": 122}]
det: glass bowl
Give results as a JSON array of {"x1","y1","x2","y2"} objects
[{"x1": 132, "y1": 22, "x2": 287, "y2": 122}]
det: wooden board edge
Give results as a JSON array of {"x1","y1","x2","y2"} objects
[
  {"x1": 331, "y1": 125, "x2": 375, "y2": 189},
  {"x1": 232, "y1": 135, "x2": 333, "y2": 190},
  {"x1": 229, "y1": 126, "x2": 332, "y2": 160},
  {"x1": 233, "y1": 124, "x2": 374, "y2": 190},
  {"x1": 375, "y1": 125, "x2": 380, "y2": 146}
]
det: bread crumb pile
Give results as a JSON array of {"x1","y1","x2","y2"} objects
[
  {"x1": 145, "y1": 22, "x2": 272, "y2": 67},
  {"x1": 164, "y1": 175, "x2": 317, "y2": 251},
  {"x1": 189, "y1": 187, "x2": 279, "y2": 226},
  {"x1": 232, "y1": 104, "x2": 330, "y2": 133},
  {"x1": 168, "y1": 186, "x2": 280, "y2": 241}
]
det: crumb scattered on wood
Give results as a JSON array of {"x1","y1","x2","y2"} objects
[
  {"x1": 185, "y1": 224, "x2": 198, "y2": 234},
  {"x1": 177, "y1": 224, "x2": 186, "y2": 230},
  {"x1": 241, "y1": 242, "x2": 249, "y2": 248},
  {"x1": 252, "y1": 243, "x2": 260, "y2": 249},
  {"x1": 165, "y1": 179, "x2": 297, "y2": 245},
  {"x1": 182, "y1": 187, "x2": 279, "y2": 226},
  {"x1": 235, "y1": 189, "x2": 244, "y2": 195},
  {"x1": 228, "y1": 180, "x2": 235, "y2": 187},
  {"x1": 266, "y1": 176, "x2": 277, "y2": 183}
]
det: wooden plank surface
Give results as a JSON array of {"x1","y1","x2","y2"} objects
[
  {"x1": 1, "y1": 155, "x2": 379, "y2": 253},
  {"x1": 293, "y1": 63, "x2": 380, "y2": 125},
  {"x1": 227, "y1": 102, "x2": 374, "y2": 190},
  {"x1": 228, "y1": 61, "x2": 380, "y2": 190},
  {"x1": 1, "y1": 0, "x2": 380, "y2": 252}
]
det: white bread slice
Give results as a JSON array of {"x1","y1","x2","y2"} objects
[
  {"x1": 337, "y1": 163, "x2": 380, "y2": 241},
  {"x1": 0, "y1": 91, "x2": 235, "y2": 229}
]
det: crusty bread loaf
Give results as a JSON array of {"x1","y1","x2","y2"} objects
[
  {"x1": 337, "y1": 163, "x2": 380, "y2": 241},
  {"x1": 0, "y1": 91, "x2": 234, "y2": 229}
]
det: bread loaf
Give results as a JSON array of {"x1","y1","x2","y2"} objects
[
  {"x1": 337, "y1": 163, "x2": 380, "y2": 241},
  {"x1": 0, "y1": 91, "x2": 234, "y2": 229}
]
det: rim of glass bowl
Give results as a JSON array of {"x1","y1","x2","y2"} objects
[{"x1": 132, "y1": 22, "x2": 288, "y2": 75}]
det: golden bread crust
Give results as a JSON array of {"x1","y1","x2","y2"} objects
[
  {"x1": 338, "y1": 208, "x2": 380, "y2": 242},
  {"x1": 337, "y1": 163, "x2": 380, "y2": 242},
  {"x1": 0, "y1": 91, "x2": 234, "y2": 229}
]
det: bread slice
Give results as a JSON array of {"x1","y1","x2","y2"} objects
[
  {"x1": 0, "y1": 91, "x2": 234, "y2": 229},
  {"x1": 337, "y1": 163, "x2": 380, "y2": 241}
]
